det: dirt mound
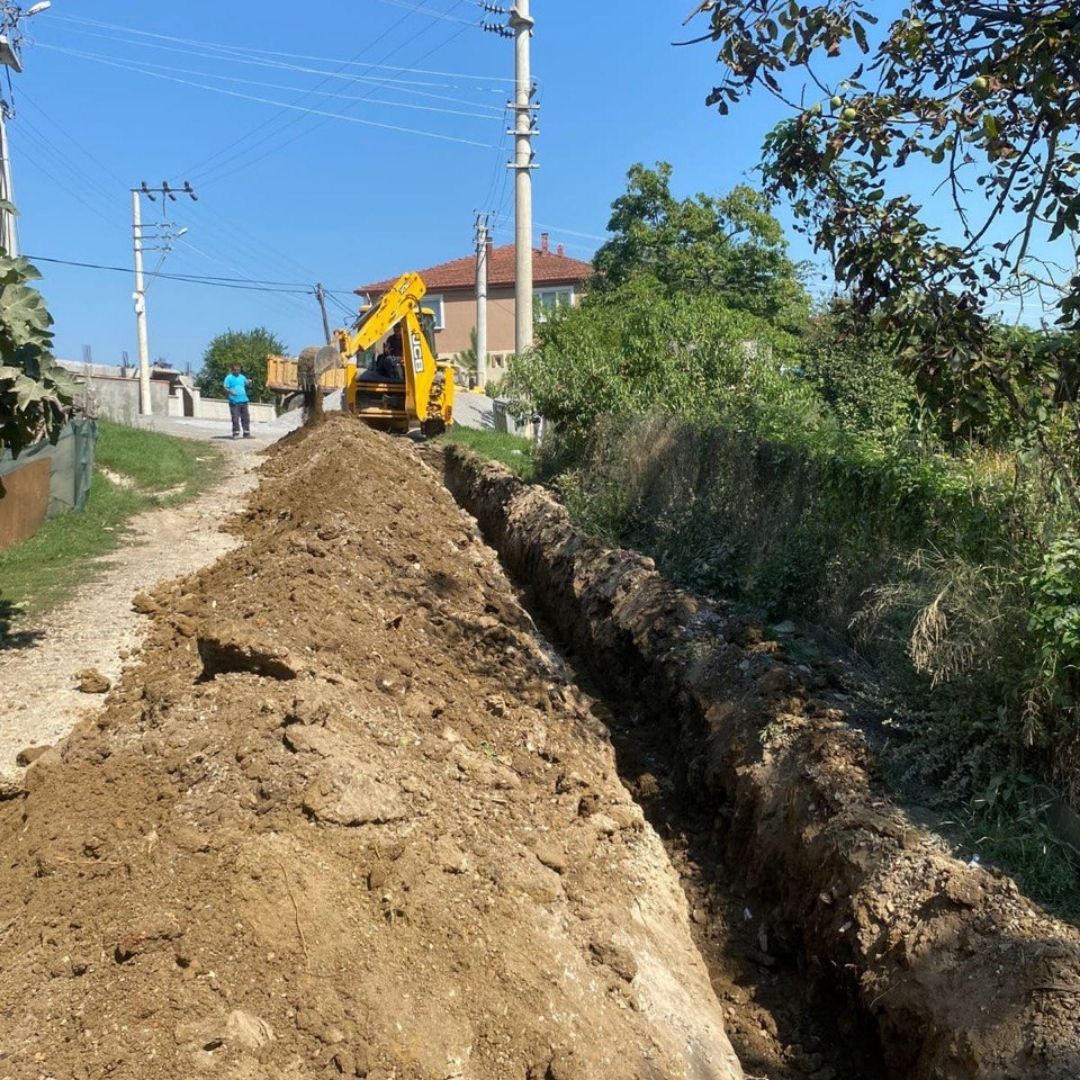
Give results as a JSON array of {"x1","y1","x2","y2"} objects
[
  {"x1": 0, "y1": 415, "x2": 742, "y2": 1080},
  {"x1": 444, "y1": 446, "x2": 1080, "y2": 1080}
]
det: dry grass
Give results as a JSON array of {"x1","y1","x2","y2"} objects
[{"x1": 852, "y1": 548, "x2": 1020, "y2": 688}]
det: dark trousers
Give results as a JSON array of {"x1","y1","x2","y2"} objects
[{"x1": 229, "y1": 401, "x2": 251, "y2": 436}]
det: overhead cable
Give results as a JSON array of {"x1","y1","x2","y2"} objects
[
  {"x1": 42, "y1": 26, "x2": 509, "y2": 98},
  {"x1": 48, "y1": 13, "x2": 515, "y2": 82},
  {"x1": 40, "y1": 48, "x2": 498, "y2": 150},
  {"x1": 39, "y1": 44, "x2": 503, "y2": 120},
  {"x1": 178, "y1": 0, "x2": 462, "y2": 184},
  {"x1": 25, "y1": 254, "x2": 323, "y2": 294},
  {"x1": 192, "y1": 12, "x2": 478, "y2": 187}
]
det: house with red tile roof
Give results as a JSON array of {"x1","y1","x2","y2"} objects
[{"x1": 355, "y1": 234, "x2": 594, "y2": 378}]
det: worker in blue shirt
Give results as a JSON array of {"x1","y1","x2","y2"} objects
[{"x1": 223, "y1": 363, "x2": 253, "y2": 440}]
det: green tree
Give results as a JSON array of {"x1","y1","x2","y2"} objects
[
  {"x1": 452, "y1": 328, "x2": 479, "y2": 377},
  {"x1": 802, "y1": 301, "x2": 915, "y2": 443},
  {"x1": 506, "y1": 281, "x2": 809, "y2": 448},
  {"x1": 687, "y1": 1, "x2": 1080, "y2": 503},
  {"x1": 593, "y1": 163, "x2": 810, "y2": 329},
  {"x1": 0, "y1": 241, "x2": 79, "y2": 479},
  {"x1": 196, "y1": 328, "x2": 286, "y2": 404}
]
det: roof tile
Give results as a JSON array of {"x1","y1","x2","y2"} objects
[{"x1": 355, "y1": 243, "x2": 594, "y2": 294}]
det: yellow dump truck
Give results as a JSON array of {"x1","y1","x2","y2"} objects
[{"x1": 271, "y1": 272, "x2": 454, "y2": 437}]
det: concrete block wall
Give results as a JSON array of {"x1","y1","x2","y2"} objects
[{"x1": 197, "y1": 398, "x2": 276, "y2": 424}]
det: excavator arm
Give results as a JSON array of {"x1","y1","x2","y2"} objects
[
  {"x1": 336, "y1": 272, "x2": 455, "y2": 436},
  {"x1": 338, "y1": 272, "x2": 428, "y2": 357},
  {"x1": 284, "y1": 271, "x2": 454, "y2": 435}
]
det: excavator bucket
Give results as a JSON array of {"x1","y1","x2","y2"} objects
[
  {"x1": 298, "y1": 344, "x2": 342, "y2": 424},
  {"x1": 269, "y1": 273, "x2": 454, "y2": 436}
]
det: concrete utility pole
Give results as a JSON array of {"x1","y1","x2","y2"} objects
[
  {"x1": 131, "y1": 181, "x2": 197, "y2": 416},
  {"x1": 131, "y1": 189, "x2": 152, "y2": 416},
  {"x1": 0, "y1": 1, "x2": 55, "y2": 254},
  {"x1": 474, "y1": 213, "x2": 489, "y2": 388},
  {"x1": 0, "y1": 104, "x2": 16, "y2": 256},
  {"x1": 510, "y1": 0, "x2": 536, "y2": 356},
  {"x1": 315, "y1": 283, "x2": 332, "y2": 345},
  {"x1": 486, "y1": 2, "x2": 538, "y2": 356}
]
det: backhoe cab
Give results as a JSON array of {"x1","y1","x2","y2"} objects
[{"x1": 291, "y1": 272, "x2": 454, "y2": 437}]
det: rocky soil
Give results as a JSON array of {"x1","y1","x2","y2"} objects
[
  {"x1": 0, "y1": 417, "x2": 743, "y2": 1080},
  {"x1": 0, "y1": 437, "x2": 262, "y2": 779},
  {"x1": 443, "y1": 445, "x2": 1080, "y2": 1080}
]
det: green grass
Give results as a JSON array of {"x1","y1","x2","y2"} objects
[
  {"x1": 444, "y1": 426, "x2": 535, "y2": 481},
  {"x1": 95, "y1": 419, "x2": 222, "y2": 501},
  {"x1": 0, "y1": 422, "x2": 224, "y2": 630}
]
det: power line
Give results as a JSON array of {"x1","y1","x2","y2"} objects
[
  {"x1": 14, "y1": 115, "x2": 122, "y2": 210},
  {"x1": 25, "y1": 253, "x2": 322, "y2": 293},
  {"x1": 171, "y1": 235, "x2": 321, "y2": 323},
  {"x1": 188, "y1": 1, "x2": 478, "y2": 188},
  {"x1": 478, "y1": 104, "x2": 512, "y2": 215},
  {"x1": 177, "y1": 0, "x2": 449, "y2": 184},
  {"x1": 189, "y1": 205, "x2": 327, "y2": 296},
  {"x1": 48, "y1": 13, "x2": 515, "y2": 83},
  {"x1": 492, "y1": 213, "x2": 609, "y2": 243},
  {"x1": 16, "y1": 87, "x2": 130, "y2": 190},
  {"x1": 373, "y1": 0, "x2": 480, "y2": 26},
  {"x1": 42, "y1": 48, "x2": 498, "y2": 151},
  {"x1": 39, "y1": 31, "x2": 511, "y2": 104},
  {"x1": 10, "y1": 132, "x2": 119, "y2": 230},
  {"x1": 39, "y1": 45, "x2": 503, "y2": 122},
  {"x1": 13, "y1": 92, "x2": 327, "y2": 327},
  {"x1": 24, "y1": 73, "x2": 339, "y2": 308}
]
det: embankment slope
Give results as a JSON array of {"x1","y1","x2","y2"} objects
[{"x1": 0, "y1": 416, "x2": 741, "y2": 1080}]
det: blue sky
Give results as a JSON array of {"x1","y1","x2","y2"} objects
[
  {"x1": 11, "y1": 1, "x2": 1044, "y2": 366},
  {"x1": 11, "y1": 1, "x2": 813, "y2": 365}
]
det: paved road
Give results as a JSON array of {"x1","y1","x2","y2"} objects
[
  {"x1": 134, "y1": 387, "x2": 497, "y2": 443},
  {"x1": 132, "y1": 410, "x2": 303, "y2": 442},
  {"x1": 454, "y1": 390, "x2": 496, "y2": 431}
]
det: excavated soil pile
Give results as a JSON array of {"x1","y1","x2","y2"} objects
[
  {"x1": 444, "y1": 447, "x2": 1080, "y2": 1080},
  {"x1": 0, "y1": 416, "x2": 743, "y2": 1080}
]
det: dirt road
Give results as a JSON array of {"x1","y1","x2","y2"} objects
[
  {"x1": 0, "y1": 437, "x2": 264, "y2": 780},
  {"x1": 0, "y1": 417, "x2": 743, "y2": 1079}
]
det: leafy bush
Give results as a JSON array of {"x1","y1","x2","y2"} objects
[
  {"x1": 1028, "y1": 535, "x2": 1080, "y2": 738},
  {"x1": 0, "y1": 248, "x2": 78, "y2": 464},
  {"x1": 196, "y1": 328, "x2": 286, "y2": 405},
  {"x1": 497, "y1": 160, "x2": 1080, "y2": 909},
  {"x1": 506, "y1": 276, "x2": 1080, "y2": 846},
  {"x1": 506, "y1": 280, "x2": 813, "y2": 450},
  {"x1": 801, "y1": 302, "x2": 915, "y2": 443}
]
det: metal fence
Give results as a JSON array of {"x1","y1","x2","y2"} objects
[{"x1": 0, "y1": 419, "x2": 99, "y2": 550}]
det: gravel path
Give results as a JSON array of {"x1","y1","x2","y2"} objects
[{"x1": 0, "y1": 432, "x2": 269, "y2": 779}]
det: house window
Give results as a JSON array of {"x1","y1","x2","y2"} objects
[
  {"x1": 421, "y1": 294, "x2": 445, "y2": 330},
  {"x1": 534, "y1": 287, "x2": 574, "y2": 321}
]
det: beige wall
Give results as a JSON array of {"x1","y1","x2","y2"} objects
[
  {"x1": 433, "y1": 286, "x2": 576, "y2": 365},
  {"x1": 434, "y1": 288, "x2": 517, "y2": 359}
]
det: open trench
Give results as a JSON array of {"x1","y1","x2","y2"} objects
[
  {"x1": 0, "y1": 415, "x2": 1077, "y2": 1080},
  {"x1": 424, "y1": 452, "x2": 877, "y2": 1080},
  {"x1": 1, "y1": 415, "x2": 749, "y2": 1080},
  {"x1": 513, "y1": 614, "x2": 881, "y2": 1080},
  {"x1": 437, "y1": 441, "x2": 1080, "y2": 1080}
]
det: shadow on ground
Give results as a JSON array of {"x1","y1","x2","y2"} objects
[{"x1": 0, "y1": 599, "x2": 44, "y2": 651}]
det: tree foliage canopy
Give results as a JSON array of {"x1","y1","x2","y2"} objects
[
  {"x1": 690, "y1": 0, "x2": 1080, "y2": 503},
  {"x1": 0, "y1": 243, "x2": 78, "y2": 464},
  {"x1": 196, "y1": 328, "x2": 286, "y2": 405},
  {"x1": 593, "y1": 164, "x2": 810, "y2": 329}
]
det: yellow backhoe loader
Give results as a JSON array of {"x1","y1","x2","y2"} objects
[{"x1": 269, "y1": 272, "x2": 455, "y2": 436}]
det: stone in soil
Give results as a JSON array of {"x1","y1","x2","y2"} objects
[
  {"x1": 15, "y1": 744, "x2": 51, "y2": 767},
  {"x1": 75, "y1": 668, "x2": 111, "y2": 694},
  {"x1": 0, "y1": 416, "x2": 743, "y2": 1080}
]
